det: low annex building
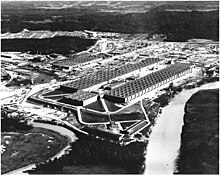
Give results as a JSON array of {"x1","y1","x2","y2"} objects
[
  {"x1": 52, "y1": 59, "x2": 78, "y2": 70},
  {"x1": 59, "y1": 90, "x2": 97, "y2": 106},
  {"x1": 52, "y1": 53, "x2": 104, "y2": 70}
]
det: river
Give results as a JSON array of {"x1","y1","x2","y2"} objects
[
  {"x1": 144, "y1": 81, "x2": 219, "y2": 175},
  {"x1": 6, "y1": 122, "x2": 78, "y2": 175}
]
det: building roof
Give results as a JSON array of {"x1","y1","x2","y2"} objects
[
  {"x1": 63, "y1": 91, "x2": 97, "y2": 101},
  {"x1": 61, "y1": 57, "x2": 160, "y2": 90},
  {"x1": 105, "y1": 63, "x2": 190, "y2": 99}
]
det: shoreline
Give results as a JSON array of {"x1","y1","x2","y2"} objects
[
  {"x1": 145, "y1": 81, "x2": 219, "y2": 174},
  {"x1": 4, "y1": 122, "x2": 77, "y2": 175},
  {"x1": 175, "y1": 88, "x2": 219, "y2": 174}
]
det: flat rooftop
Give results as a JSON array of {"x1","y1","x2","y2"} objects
[
  {"x1": 61, "y1": 57, "x2": 160, "y2": 90},
  {"x1": 63, "y1": 90, "x2": 97, "y2": 101},
  {"x1": 105, "y1": 63, "x2": 191, "y2": 99},
  {"x1": 52, "y1": 53, "x2": 103, "y2": 67}
]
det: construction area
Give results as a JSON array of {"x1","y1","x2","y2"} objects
[
  {"x1": 25, "y1": 57, "x2": 193, "y2": 144},
  {"x1": 1, "y1": 30, "x2": 219, "y2": 144}
]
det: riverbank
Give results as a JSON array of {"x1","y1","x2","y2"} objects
[
  {"x1": 153, "y1": 76, "x2": 218, "y2": 108},
  {"x1": 27, "y1": 134, "x2": 147, "y2": 174},
  {"x1": 145, "y1": 81, "x2": 219, "y2": 174},
  {"x1": 1, "y1": 108, "x2": 77, "y2": 174},
  {"x1": 1, "y1": 127, "x2": 69, "y2": 174},
  {"x1": 176, "y1": 88, "x2": 219, "y2": 174}
]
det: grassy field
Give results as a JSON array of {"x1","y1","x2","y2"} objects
[
  {"x1": 81, "y1": 110, "x2": 109, "y2": 123},
  {"x1": 81, "y1": 109, "x2": 145, "y2": 123},
  {"x1": 1, "y1": 127, "x2": 69, "y2": 173},
  {"x1": 85, "y1": 100, "x2": 106, "y2": 112}
]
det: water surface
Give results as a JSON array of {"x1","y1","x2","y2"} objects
[{"x1": 145, "y1": 82, "x2": 219, "y2": 175}]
